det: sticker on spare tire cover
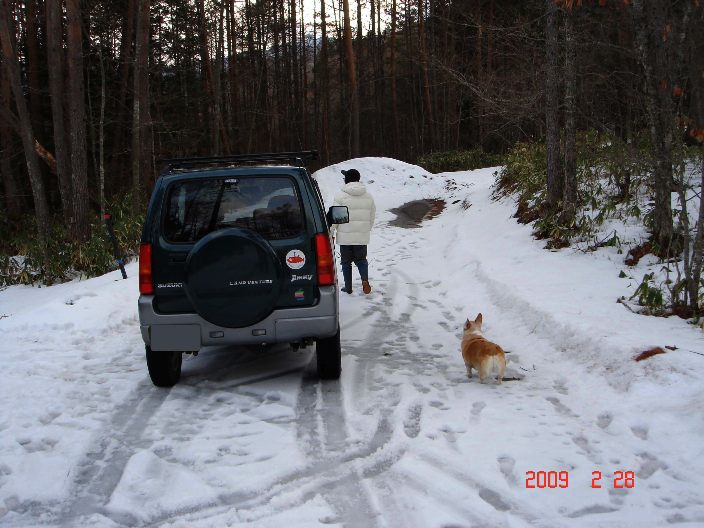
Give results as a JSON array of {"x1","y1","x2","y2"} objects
[{"x1": 285, "y1": 249, "x2": 306, "y2": 270}]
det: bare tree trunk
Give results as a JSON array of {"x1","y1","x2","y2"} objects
[
  {"x1": 342, "y1": 0, "x2": 359, "y2": 157},
  {"x1": 25, "y1": 0, "x2": 43, "y2": 146},
  {"x1": 563, "y1": 5, "x2": 577, "y2": 221},
  {"x1": 46, "y1": 0, "x2": 73, "y2": 226},
  {"x1": 389, "y1": 0, "x2": 400, "y2": 156},
  {"x1": 545, "y1": 0, "x2": 562, "y2": 209},
  {"x1": 369, "y1": 0, "x2": 379, "y2": 151},
  {"x1": 690, "y1": 156, "x2": 704, "y2": 313},
  {"x1": 227, "y1": 0, "x2": 239, "y2": 151},
  {"x1": 418, "y1": 0, "x2": 434, "y2": 151},
  {"x1": 98, "y1": 47, "x2": 106, "y2": 218},
  {"x1": 320, "y1": 0, "x2": 331, "y2": 163},
  {"x1": 291, "y1": 0, "x2": 300, "y2": 147},
  {"x1": 0, "y1": 2, "x2": 50, "y2": 253},
  {"x1": 199, "y1": 0, "x2": 216, "y2": 151},
  {"x1": 66, "y1": 0, "x2": 91, "y2": 241},
  {"x1": 110, "y1": 0, "x2": 136, "y2": 172},
  {"x1": 0, "y1": 63, "x2": 22, "y2": 220},
  {"x1": 475, "y1": 0, "x2": 483, "y2": 146},
  {"x1": 300, "y1": 1, "x2": 307, "y2": 148},
  {"x1": 215, "y1": 3, "x2": 229, "y2": 153},
  {"x1": 272, "y1": 1, "x2": 281, "y2": 148},
  {"x1": 356, "y1": 0, "x2": 363, "y2": 144},
  {"x1": 631, "y1": 0, "x2": 678, "y2": 253},
  {"x1": 132, "y1": 0, "x2": 152, "y2": 204}
]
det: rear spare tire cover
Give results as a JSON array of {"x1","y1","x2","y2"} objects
[{"x1": 184, "y1": 228, "x2": 283, "y2": 328}]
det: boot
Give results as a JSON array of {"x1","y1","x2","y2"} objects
[
  {"x1": 362, "y1": 280, "x2": 372, "y2": 294},
  {"x1": 342, "y1": 263, "x2": 353, "y2": 294}
]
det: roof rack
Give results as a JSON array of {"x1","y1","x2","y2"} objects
[{"x1": 158, "y1": 150, "x2": 319, "y2": 173}]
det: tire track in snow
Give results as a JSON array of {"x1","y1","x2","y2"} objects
[
  {"x1": 288, "y1": 254, "x2": 421, "y2": 526},
  {"x1": 294, "y1": 361, "x2": 383, "y2": 527},
  {"x1": 471, "y1": 261, "x2": 628, "y2": 391},
  {"x1": 130, "y1": 409, "x2": 402, "y2": 527},
  {"x1": 316, "y1": 225, "x2": 457, "y2": 525},
  {"x1": 437, "y1": 231, "x2": 695, "y2": 521},
  {"x1": 56, "y1": 345, "x2": 309, "y2": 527},
  {"x1": 278, "y1": 226, "x2": 432, "y2": 526},
  {"x1": 59, "y1": 380, "x2": 170, "y2": 527}
]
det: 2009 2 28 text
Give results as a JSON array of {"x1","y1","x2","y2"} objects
[{"x1": 525, "y1": 470, "x2": 635, "y2": 489}]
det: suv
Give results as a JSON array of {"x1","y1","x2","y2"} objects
[{"x1": 137, "y1": 151, "x2": 349, "y2": 387}]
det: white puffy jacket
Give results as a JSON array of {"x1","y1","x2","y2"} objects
[{"x1": 333, "y1": 182, "x2": 376, "y2": 245}]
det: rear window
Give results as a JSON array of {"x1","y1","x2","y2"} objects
[{"x1": 163, "y1": 176, "x2": 304, "y2": 243}]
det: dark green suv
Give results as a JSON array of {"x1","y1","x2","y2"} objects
[{"x1": 137, "y1": 152, "x2": 349, "y2": 387}]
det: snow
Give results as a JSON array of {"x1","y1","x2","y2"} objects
[{"x1": 2, "y1": 157, "x2": 704, "y2": 527}]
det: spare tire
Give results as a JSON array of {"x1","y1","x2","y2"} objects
[{"x1": 184, "y1": 228, "x2": 283, "y2": 328}]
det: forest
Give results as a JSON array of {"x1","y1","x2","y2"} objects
[{"x1": 0, "y1": 0, "x2": 703, "y2": 312}]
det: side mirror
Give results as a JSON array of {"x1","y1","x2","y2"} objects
[{"x1": 327, "y1": 205, "x2": 349, "y2": 224}]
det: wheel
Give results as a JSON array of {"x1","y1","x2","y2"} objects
[
  {"x1": 184, "y1": 228, "x2": 283, "y2": 328},
  {"x1": 145, "y1": 345, "x2": 182, "y2": 387},
  {"x1": 316, "y1": 327, "x2": 341, "y2": 380}
]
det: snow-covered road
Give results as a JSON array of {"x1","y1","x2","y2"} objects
[{"x1": 2, "y1": 159, "x2": 704, "y2": 527}]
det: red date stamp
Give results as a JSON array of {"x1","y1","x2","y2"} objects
[{"x1": 525, "y1": 470, "x2": 635, "y2": 489}]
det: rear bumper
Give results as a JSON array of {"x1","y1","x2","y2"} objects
[{"x1": 138, "y1": 287, "x2": 339, "y2": 351}]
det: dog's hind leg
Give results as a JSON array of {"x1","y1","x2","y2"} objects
[
  {"x1": 466, "y1": 364, "x2": 473, "y2": 379},
  {"x1": 496, "y1": 357, "x2": 506, "y2": 385}
]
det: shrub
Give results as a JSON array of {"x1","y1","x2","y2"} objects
[
  {"x1": 417, "y1": 149, "x2": 503, "y2": 174},
  {"x1": 0, "y1": 192, "x2": 144, "y2": 286},
  {"x1": 495, "y1": 131, "x2": 659, "y2": 246},
  {"x1": 494, "y1": 141, "x2": 546, "y2": 207},
  {"x1": 496, "y1": 130, "x2": 704, "y2": 316}
]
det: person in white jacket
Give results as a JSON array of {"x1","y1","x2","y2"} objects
[{"x1": 333, "y1": 168, "x2": 376, "y2": 294}]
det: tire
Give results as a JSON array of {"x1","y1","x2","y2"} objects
[
  {"x1": 316, "y1": 327, "x2": 341, "y2": 380},
  {"x1": 146, "y1": 345, "x2": 182, "y2": 387},
  {"x1": 184, "y1": 228, "x2": 283, "y2": 328}
]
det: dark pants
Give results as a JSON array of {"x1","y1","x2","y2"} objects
[{"x1": 340, "y1": 245, "x2": 369, "y2": 289}]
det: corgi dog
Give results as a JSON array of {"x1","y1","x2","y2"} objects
[{"x1": 461, "y1": 313, "x2": 506, "y2": 385}]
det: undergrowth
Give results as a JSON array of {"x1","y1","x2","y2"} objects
[
  {"x1": 417, "y1": 149, "x2": 503, "y2": 173},
  {"x1": 495, "y1": 131, "x2": 657, "y2": 247},
  {"x1": 0, "y1": 193, "x2": 143, "y2": 287},
  {"x1": 495, "y1": 130, "x2": 704, "y2": 317}
]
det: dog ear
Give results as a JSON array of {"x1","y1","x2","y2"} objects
[
  {"x1": 464, "y1": 319, "x2": 471, "y2": 329},
  {"x1": 475, "y1": 313, "x2": 483, "y2": 324}
]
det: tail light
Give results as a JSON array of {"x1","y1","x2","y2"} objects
[
  {"x1": 314, "y1": 233, "x2": 335, "y2": 286},
  {"x1": 139, "y1": 243, "x2": 154, "y2": 294}
]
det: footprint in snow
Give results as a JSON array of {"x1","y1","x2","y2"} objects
[
  {"x1": 630, "y1": 424, "x2": 649, "y2": 440},
  {"x1": 497, "y1": 456, "x2": 518, "y2": 486},
  {"x1": 441, "y1": 311, "x2": 456, "y2": 322},
  {"x1": 478, "y1": 488, "x2": 511, "y2": 512},
  {"x1": 404, "y1": 403, "x2": 422, "y2": 438},
  {"x1": 546, "y1": 396, "x2": 579, "y2": 418},
  {"x1": 597, "y1": 412, "x2": 613, "y2": 429},
  {"x1": 430, "y1": 400, "x2": 449, "y2": 410},
  {"x1": 567, "y1": 504, "x2": 619, "y2": 518},
  {"x1": 637, "y1": 452, "x2": 667, "y2": 479},
  {"x1": 553, "y1": 378, "x2": 568, "y2": 395},
  {"x1": 471, "y1": 401, "x2": 486, "y2": 420},
  {"x1": 608, "y1": 487, "x2": 629, "y2": 506}
]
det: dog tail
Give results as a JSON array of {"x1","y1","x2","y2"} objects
[{"x1": 487, "y1": 352, "x2": 506, "y2": 383}]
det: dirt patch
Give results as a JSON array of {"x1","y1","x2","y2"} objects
[
  {"x1": 634, "y1": 347, "x2": 667, "y2": 362},
  {"x1": 625, "y1": 242, "x2": 652, "y2": 266},
  {"x1": 514, "y1": 200, "x2": 542, "y2": 225},
  {"x1": 389, "y1": 199, "x2": 446, "y2": 228}
]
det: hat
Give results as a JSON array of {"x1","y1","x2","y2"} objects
[{"x1": 341, "y1": 168, "x2": 361, "y2": 183}]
